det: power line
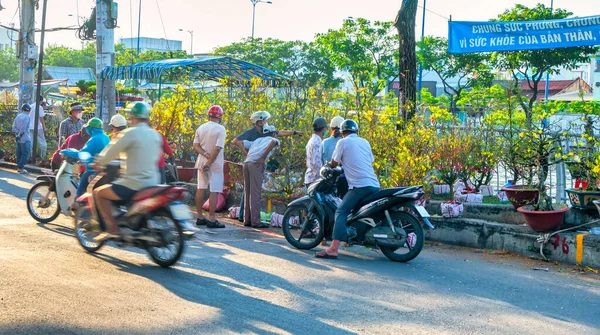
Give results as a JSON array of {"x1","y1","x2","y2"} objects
[
  {"x1": 155, "y1": 0, "x2": 171, "y2": 51},
  {"x1": 417, "y1": 4, "x2": 449, "y2": 21}
]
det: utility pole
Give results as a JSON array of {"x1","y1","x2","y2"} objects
[
  {"x1": 18, "y1": 0, "x2": 35, "y2": 108},
  {"x1": 95, "y1": 0, "x2": 117, "y2": 125},
  {"x1": 31, "y1": 0, "x2": 48, "y2": 165}
]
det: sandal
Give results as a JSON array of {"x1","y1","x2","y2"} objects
[
  {"x1": 94, "y1": 232, "x2": 119, "y2": 242},
  {"x1": 206, "y1": 220, "x2": 226, "y2": 228},
  {"x1": 314, "y1": 250, "x2": 338, "y2": 259}
]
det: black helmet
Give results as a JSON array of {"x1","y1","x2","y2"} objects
[
  {"x1": 341, "y1": 119, "x2": 358, "y2": 134},
  {"x1": 21, "y1": 103, "x2": 31, "y2": 112},
  {"x1": 313, "y1": 117, "x2": 327, "y2": 130}
]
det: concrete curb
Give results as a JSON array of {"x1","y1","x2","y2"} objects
[
  {"x1": 427, "y1": 217, "x2": 600, "y2": 268},
  {"x1": 0, "y1": 160, "x2": 50, "y2": 175}
]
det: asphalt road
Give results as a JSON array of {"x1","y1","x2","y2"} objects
[{"x1": 0, "y1": 167, "x2": 599, "y2": 335}]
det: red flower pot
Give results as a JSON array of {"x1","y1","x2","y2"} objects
[
  {"x1": 517, "y1": 205, "x2": 570, "y2": 232},
  {"x1": 177, "y1": 167, "x2": 196, "y2": 183},
  {"x1": 501, "y1": 185, "x2": 539, "y2": 210}
]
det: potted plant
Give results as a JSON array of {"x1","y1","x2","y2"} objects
[
  {"x1": 483, "y1": 86, "x2": 537, "y2": 209},
  {"x1": 515, "y1": 104, "x2": 570, "y2": 232},
  {"x1": 564, "y1": 101, "x2": 600, "y2": 210}
]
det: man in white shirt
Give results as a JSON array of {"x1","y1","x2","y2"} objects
[
  {"x1": 315, "y1": 119, "x2": 380, "y2": 260},
  {"x1": 304, "y1": 117, "x2": 327, "y2": 187},
  {"x1": 193, "y1": 105, "x2": 227, "y2": 228},
  {"x1": 30, "y1": 96, "x2": 47, "y2": 160}
]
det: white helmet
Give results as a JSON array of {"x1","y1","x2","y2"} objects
[
  {"x1": 109, "y1": 114, "x2": 127, "y2": 128},
  {"x1": 330, "y1": 116, "x2": 344, "y2": 128},
  {"x1": 250, "y1": 111, "x2": 271, "y2": 124}
]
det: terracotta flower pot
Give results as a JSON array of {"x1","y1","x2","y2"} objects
[
  {"x1": 501, "y1": 185, "x2": 539, "y2": 210},
  {"x1": 517, "y1": 205, "x2": 570, "y2": 232},
  {"x1": 177, "y1": 167, "x2": 196, "y2": 183}
]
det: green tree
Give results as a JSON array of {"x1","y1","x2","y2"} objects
[
  {"x1": 417, "y1": 36, "x2": 494, "y2": 114},
  {"x1": 314, "y1": 18, "x2": 398, "y2": 115},
  {"x1": 0, "y1": 48, "x2": 19, "y2": 82},
  {"x1": 44, "y1": 43, "x2": 96, "y2": 69},
  {"x1": 492, "y1": 4, "x2": 598, "y2": 125},
  {"x1": 115, "y1": 47, "x2": 188, "y2": 67},
  {"x1": 214, "y1": 37, "x2": 340, "y2": 89}
]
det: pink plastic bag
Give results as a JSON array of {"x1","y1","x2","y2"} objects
[
  {"x1": 228, "y1": 206, "x2": 240, "y2": 219},
  {"x1": 203, "y1": 193, "x2": 227, "y2": 211}
]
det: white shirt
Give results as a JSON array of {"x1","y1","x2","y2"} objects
[
  {"x1": 304, "y1": 134, "x2": 323, "y2": 184},
  {"x1": 29, "y1": 105, "x2": 45, "y2": 131},
  {"x1": 193, "y1": 121, "x2": 227, "y2": 173},
  {"x1": 243, "y1": 137, "x2": 279, "y2": 163},
  {"x1": 331, "y1": 134, "x2": 380, "y2": 189}
]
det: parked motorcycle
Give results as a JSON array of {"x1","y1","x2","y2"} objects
[
  {"x1": 73, "y1": 152, "x2": 192, "y2": 268},
  {"x1": 26, "y1": 149, "x2": 83, "y2": 223},
  {"x1": 282, "y1": 166, "x2": 434, "y2": 262}
]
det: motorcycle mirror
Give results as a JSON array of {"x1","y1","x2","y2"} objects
[{"x1": 78, "y1": 151, "x2": 91, "y2": 161}]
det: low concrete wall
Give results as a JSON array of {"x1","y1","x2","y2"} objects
[
  {"x1": 427, "y1": 217, "x2": 600, "y2": 268},
  {"x1": 427, "y1": 200, "x2": 600, "y2": 227}
]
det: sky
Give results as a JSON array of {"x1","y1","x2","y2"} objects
[{"x1": 0, "y1": 0, "x2": 597, "y2": 53}]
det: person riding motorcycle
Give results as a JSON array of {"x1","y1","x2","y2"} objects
[
  {"x1": 63, "y1": 118, "x2": 110, "y2": 198},
  {"x1": 315, "y1": 119, "x2": 380, "y2": 259},
  {"x1": 92, "y1": 102, "x2": 162, "y2": 242}
]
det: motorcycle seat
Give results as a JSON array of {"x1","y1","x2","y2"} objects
[
  {"x1": 132, "y1": 185, "x2": 171, "y2": 201},
  {"x1": 356, "y1": 186, "x2": 421, "y2": 208}
]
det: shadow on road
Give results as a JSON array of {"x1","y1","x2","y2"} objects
[
  {"x1": 37, "y1": 222, "x2": 74, "y2": 237},
  {"x1": 88, "y1": 250, "x2": 356, "y2": 334}
]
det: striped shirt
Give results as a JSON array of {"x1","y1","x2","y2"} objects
[{"x1": 59, "y1": 118, "x2": 85, "y2": 142}]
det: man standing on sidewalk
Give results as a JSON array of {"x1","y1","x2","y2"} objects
[
  {"x1": 59, "y1": 102, "x2": 85, "y2": 145},
  {"x1": 193, "y1": 105, "x2": 227, "y2": 228},
  {"x1": 12, "y1": 104, "x2": 32, "y2": 174},
  {"x1": 232, "y1": 111, "x2": 303, "y2": 228},
  {"x1": 304, "y1": 117, "x2": 327, "y2": 188},
  {"x1": 30, "y1": 96, "x2": 47, "y2": 161}
]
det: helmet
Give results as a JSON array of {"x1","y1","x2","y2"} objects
[
  {"x1": 86, "y1": 117, "x2": 103, "y2": 129},
  {"x1": 341, "y1": 119, "x2": 358, "y2": 133},
  {"x1": 21, "y1": 103, "x2": 31, "y2": 112},
  {"x1": 330, "y1": 116, "x2": 344, "y2": 128},
  {"x1": 208, "y1": 105, "x2": 224, "y2": 119},
  {"x1": 313, "y1": 117, "x2": 327, "y2": 130},
  {"x1": 125, "y1": 102, "x2": 151, "y2": 119},
  {"x1": 250, "y1": 111, "x2": 270, "y2": 124},
  {"x1": 109, "y1": 114, "x2": 127, "y2": 128}
]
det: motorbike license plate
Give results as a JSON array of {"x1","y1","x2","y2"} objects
[
  {"x1": 170, "y1": 204, "x2": 193, "y2": 221},
  {"x1": 415, "y1": 206, "x2": 430, "y2": 218}
]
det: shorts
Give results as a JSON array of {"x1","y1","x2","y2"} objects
[
  {"x1": 197, "y1": 169, "x2": 224, "y2": 193},
  {"x1": 111, "y1": 184, "x2": 137, "y2": 201}
]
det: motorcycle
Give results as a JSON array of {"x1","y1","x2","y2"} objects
[
  {"x1": 281, "y1": 166, "x2": 434, "y2": 262},
  {"x1": 26, "y1": 148, "x2": 83, "y2": 223},
  {"x1": 73, "y1": 152, "x2": 192, "y2": 268}
]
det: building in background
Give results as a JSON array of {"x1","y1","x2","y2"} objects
[
  {"x1": 0, "y1": 26, "x2": 16, "y2": 51},
  {"x1": 120, "y1": 37, "x2": 182, "y2": 53}
]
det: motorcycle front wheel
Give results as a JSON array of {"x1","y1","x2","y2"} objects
[
  {"x1": 282, "y1": 205, "x2": 324, "y2": 250},
  {"x1": 145, "y1": 210, "x2": 185, "y2": 268},
  {"x1": 27, "y1": 181, "x2": 60, "y2": 223},
  {"x1": 379, "y1": 211, "x2": 424, "y2": 262},
  {"x1": 74, "y1": 206, "x2": 105, "y2": 252}
]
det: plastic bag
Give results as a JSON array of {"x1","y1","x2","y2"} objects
[{"x1": 441, "y1": 202, "x2": 464, "y2": 218}]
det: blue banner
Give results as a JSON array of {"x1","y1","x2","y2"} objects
[{"x1": 449, "y1": 15, "x2": 600, "y2": 54}]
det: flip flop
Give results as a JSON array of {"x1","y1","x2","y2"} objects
[
  {"x1": 94, "y1": 232, "x2": 119, "y2": 242},
  {"x1": 314, "y1": 251, "x2": 338, "y2": 259}
]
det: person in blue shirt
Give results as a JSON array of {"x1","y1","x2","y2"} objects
[
  {"x1": 321, "y1": 116, "x2": 348, "y2": 198},
  {"x1": 68, "y1": 118, "x2": 110, "y2": 198}
]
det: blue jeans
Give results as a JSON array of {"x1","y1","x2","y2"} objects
[
  {"x1": 332, "y1": 186, "x2": 379, "y2": 241},
  {"x1": 16, "y1": 141, "x2": 31, "y2": 170},
  {"x1": 76, "y1": 170, "x2": 95, "y2": 197}
]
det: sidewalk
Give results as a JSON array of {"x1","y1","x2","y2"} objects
[{"x1": 0, "y1": 160, "x2": 51, "y2": 175}]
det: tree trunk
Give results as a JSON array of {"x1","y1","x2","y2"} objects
[{"x1": 395, "y1": 0, "x2": 418, "y2": 121}]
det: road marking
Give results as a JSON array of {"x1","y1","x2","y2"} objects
[{"x1": 576, "y1": 233, "x2": 589, "y2": 265}]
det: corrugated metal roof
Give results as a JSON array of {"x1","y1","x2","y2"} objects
[{"x1": 44, "y1": 66, "x2": 95, "y2": 86}]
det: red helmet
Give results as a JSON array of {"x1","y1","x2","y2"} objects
[{"x1": 208, "y1": 105, "x2": 224, "y2": 118}]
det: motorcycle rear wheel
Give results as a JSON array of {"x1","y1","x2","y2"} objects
[
  {"x1": 146, "y1": 210, "x2": 185, "y2": 268},
  {"x1": 379, "y1": 211, "x2": 424, "y2": 262},
  {"x1": 27, "y1": 181, "x2": 60, "y2": 223},
  {"x1": 74, "y1": 206, "x2": 105, "y2": 252},
  {"x1": 282, "y1": 205, "x2": 324, "y2": 250}
]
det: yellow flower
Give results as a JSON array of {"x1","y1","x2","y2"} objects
[{"x1": 555, "y1": 153, "x2": 561, "y2": 159}]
